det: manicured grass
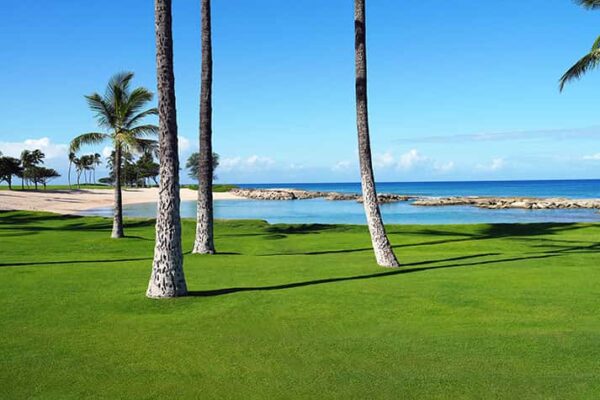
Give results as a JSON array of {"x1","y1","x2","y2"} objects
[
  {"x1": 0, "y1": 184, "x2": 111, "y2": 191},
  {"x1": 0, "y1": 211, "x2": 598, "y2": 399}
]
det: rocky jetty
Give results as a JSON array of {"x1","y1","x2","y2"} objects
[
  {"x1": 230, "y1": 188, "x2": 416, "y2": 203},
  {"x1": 412, "y1": 197, "x2": 600, "y2": 210},
  {"x1": 230, "y1": 188, "x2": 600, "y2": 210}
]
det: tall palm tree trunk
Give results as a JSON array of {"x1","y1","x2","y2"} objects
[
  {"x1": 68, "y1": 161, "x2": 72, "y2": 190},
  {"x1": 193, "y1": 0, "x2": 216, "y2": 254},
  {"x1": 112, "y1": 144, "x2": 124, "y2": 238},
  {"x1": 354, "y1": 0, "x2": 399, "y2": 268},
  {"x1": 147, "y1": 0, "x2": 188, "y2": 298}
]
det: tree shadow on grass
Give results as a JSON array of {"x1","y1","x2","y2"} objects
[
  {"x1": 258, "y1": 223, "x2": 595, "y2": 257},
  {"x1": 0, "y1": 256, "x2": 153, "y2": 268},
  {"x1": 187, "y1": 252, "x2": 569, "y2": 297}
]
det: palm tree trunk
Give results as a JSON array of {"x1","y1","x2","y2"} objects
[
  {"x1": 111, "y1": 144, "x2": 124, "y2": 238},
  {"x1": 68, "y1": 161, "x2": 72, "y2": 190},
  {"x1": 354, "y1": 0, "x2": 399, "y2": 267},
  {"x1": 147, "y1": 0, "x2": 188, "y2": 298},
  {"x1": 193, "y1": 0, "x2": 216, "y2": 254}
]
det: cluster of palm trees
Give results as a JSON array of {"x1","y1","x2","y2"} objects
[
  {"x1": 68, "y1": 152, "x2": 101, "y2": 189},
  {"x1": 0, "y1": 149, "x2": 60, "y2": 190},
  {"x1": 73, "y1": 0, "x2": 596, "y2": 299}
]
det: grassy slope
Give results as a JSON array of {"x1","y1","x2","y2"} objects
[{"x1": 0, "y1": 211, "x2": 598, "y2": 399}]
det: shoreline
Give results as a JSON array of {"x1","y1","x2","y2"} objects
[
  {"x1": 0, "y1": 187, "x2": 244, "y2": 215},
  {"x1": 1, "y1": 186, "x2": 600, "y2": 216}
]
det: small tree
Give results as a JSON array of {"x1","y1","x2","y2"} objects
[
  {"x1": 34, "y1": 167, "x2": 60, "y2": 190},
  {"x1": 19, "y1": 149, "x2": 45, "y2": 190},
  {"x1": 186, "y1": 152, "x2": 219, "y2": 181},
  {"x1": 136, "y1": 150, "x2": 160, "y2": 186},
  {"x1": 0, "y1": 155, "x2": 22, "y2": 190}
]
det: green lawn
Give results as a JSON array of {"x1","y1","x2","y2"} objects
[
  {"x1": 0, "y1": 211, "x2": 598, "y2": 399},
  {"x1": 184, "y1": 183, "x2": 239, "y2": 192},
  {"x1": 0, "y1": 184, "x2": 111, "y2": 191}
]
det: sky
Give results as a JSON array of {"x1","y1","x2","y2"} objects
[{"x1": 1, "y1": 0, "x2": 600, "y2": 184}]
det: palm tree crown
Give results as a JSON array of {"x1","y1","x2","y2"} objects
[
  {"x1": 559, "y1": 1, "x2": 600, "y2": 90},
  {"x1": 70, "y1": 72, "x2": 158, "y2": 155}
]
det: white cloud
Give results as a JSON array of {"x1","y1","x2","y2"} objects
[
  {"x1": 220, "y1": 155, "x2": 275, "y2": 172},
  {"x1": 371, "y1": 149, "x2": 450, "y2": 172},
  {"x1": 102, "y1": 146, "x2": 112, "y2": 158},
  {"x1": 477, "y1": 158, "x2": 505, "y2": 171},
  {"x1": 178, "y1": 136, "x2": 191, "y2": 152},
  {"x1": 398, "y1": 149, "x2": 428, "y2": 170},
  {"x1": 583, "y1": 153, "x2": 600, "y2": 160},
  {"x1": 374, "y1": 152, "x2": 396, "y2": 169},
  {"x1": 0, "y1": 137, "x2": 68, "y2": 159},
  {"x1": 332, "y1": 160, "x2": 352, "y2": 171},
  {"x1": 433, "y1": 161, "x2": 455, "y2": 173}
]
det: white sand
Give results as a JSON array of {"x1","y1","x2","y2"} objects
[{"x1": 0, "y1": 187, "x2": 244, "y2": 215}]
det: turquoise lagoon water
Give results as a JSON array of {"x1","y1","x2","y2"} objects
[{"x1": 84, "y1": 180, "x2": 600, "y2": 225}]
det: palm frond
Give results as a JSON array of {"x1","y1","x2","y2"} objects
[
  {"x1": 85, "y1": 93, "x2": 115, "y2": 129},
  {"x1": 128, "y1": 124, "x2": 159, "y2": 138},
  {"x1": 559, "y1": 48, "x2": 600, "y2": 91},
  {"x1": 123, "y1": 87, "x2": 155, "y2": 122},
  {"x1": 70, "y1": 132, "x2": 109, "y2": 153},
  {"x1": 125, "y1": 108, "x2": 158, "y2": 129},
  {"x1": 592, "y1": 35, "x2": 600, "y2": 51},
  {"x1": 120, "y1": 134, "x2": 157, "y2": 155},
  {"x1": 576, "y1": 0, "x2": 600, "y2": 9},
  {"x1": 106, "y1": 72, "x2": 135, "y2": 126}
]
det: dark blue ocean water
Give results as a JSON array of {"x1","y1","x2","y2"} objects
[{"x1": 85, "y1": 180, "x2": 600, "y2": 225}]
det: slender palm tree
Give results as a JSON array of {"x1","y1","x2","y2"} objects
[
  {"x1": 559, "y1": 1, "x2": 600, "y2": 90},
  {"x1": 354, "y1": 0, "x2": 399, "y2": 267},
  {"x1": 29, "y1": 149, "x2": 45, "y2": 190},
  {"x1": 70, "y1": 72, "x2": 158, "y2": 238},
  {"x1": 19, "y1": 150, "x2": 31, "y2": 189},
  {"x1": 92, "y1": 153, "x2": 102, "y2": 184},
  {"x1": 147, "y1": 0, "x2": 188, "y2": 298},
  {"x1": 193, "y1": 0, "x2": 216, "y2": 254},
  {"x1": 68, "y1": 152, "x2": 76, "y2": 189}
]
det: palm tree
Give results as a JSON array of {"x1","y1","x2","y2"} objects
[
  {"x1": 29, "y1": 150, "x2": 45, "y2": 190},
  {"x1": 19, "y1": 150, "x2": 31, "y2": 189},
  {"x1": 354, "y1": 0, "x2": 399, "y2": 267},
  {"x1": 147, "y1": 0, "x2": 188, "y2": 298},
  {"x1": 193, "y1": 0, "x2": 216, "y2": 254},
  {"x1": 89, "y1": 153, "x2": 102, "y2": 184},
  {"x1": 70, "y1": 72, "x2": 158, "y2": 238},
  {"x1": 68, "y1": 152, "x2": 76, "y2": 189},
  {"x1": 559, "y1": 1, "x2": 600, "y2": 90}
]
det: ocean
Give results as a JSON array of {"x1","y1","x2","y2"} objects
[{"x1": 85, "y1": 179, "x2": 600, "y2": 225}]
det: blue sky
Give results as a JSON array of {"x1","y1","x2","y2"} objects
[{"x1": 1, "y1": 0, "x2": 600, "y2": 184}]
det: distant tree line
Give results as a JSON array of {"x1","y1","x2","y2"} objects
[
  {"x1": 0, "y1": 149, "x2": 60, "y2": 190},
  {"x1": 102, "y1": 149, "x2": 160, "y2": 188}
]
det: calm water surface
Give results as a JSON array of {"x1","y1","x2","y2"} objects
[{"x1": 84, "y1": 180, "x2": 600, "y2": 225}]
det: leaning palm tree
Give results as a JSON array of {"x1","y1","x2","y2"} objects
[
  {"x1": 354, "y1": 0, "x2": 399, "y2": 267},
  {"x1": 193, "y1": 0, "x2": 216, "y2": 254},
  {"x1": 67, "y1": 152, "x2": 76, "y2": 189},
  {"x1": 559, "y1": 1, "x2": 600, "y2": 90},
  {"x1": 147, "y1": 0, "x2": 188, "y2": 298},
  {"x1": 70, "y1": 72, "x2": 158, "y2": 238}
]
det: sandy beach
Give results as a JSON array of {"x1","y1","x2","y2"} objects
[{"x1": 0, "y1": 188, "x2": 244, "y2": 215}]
